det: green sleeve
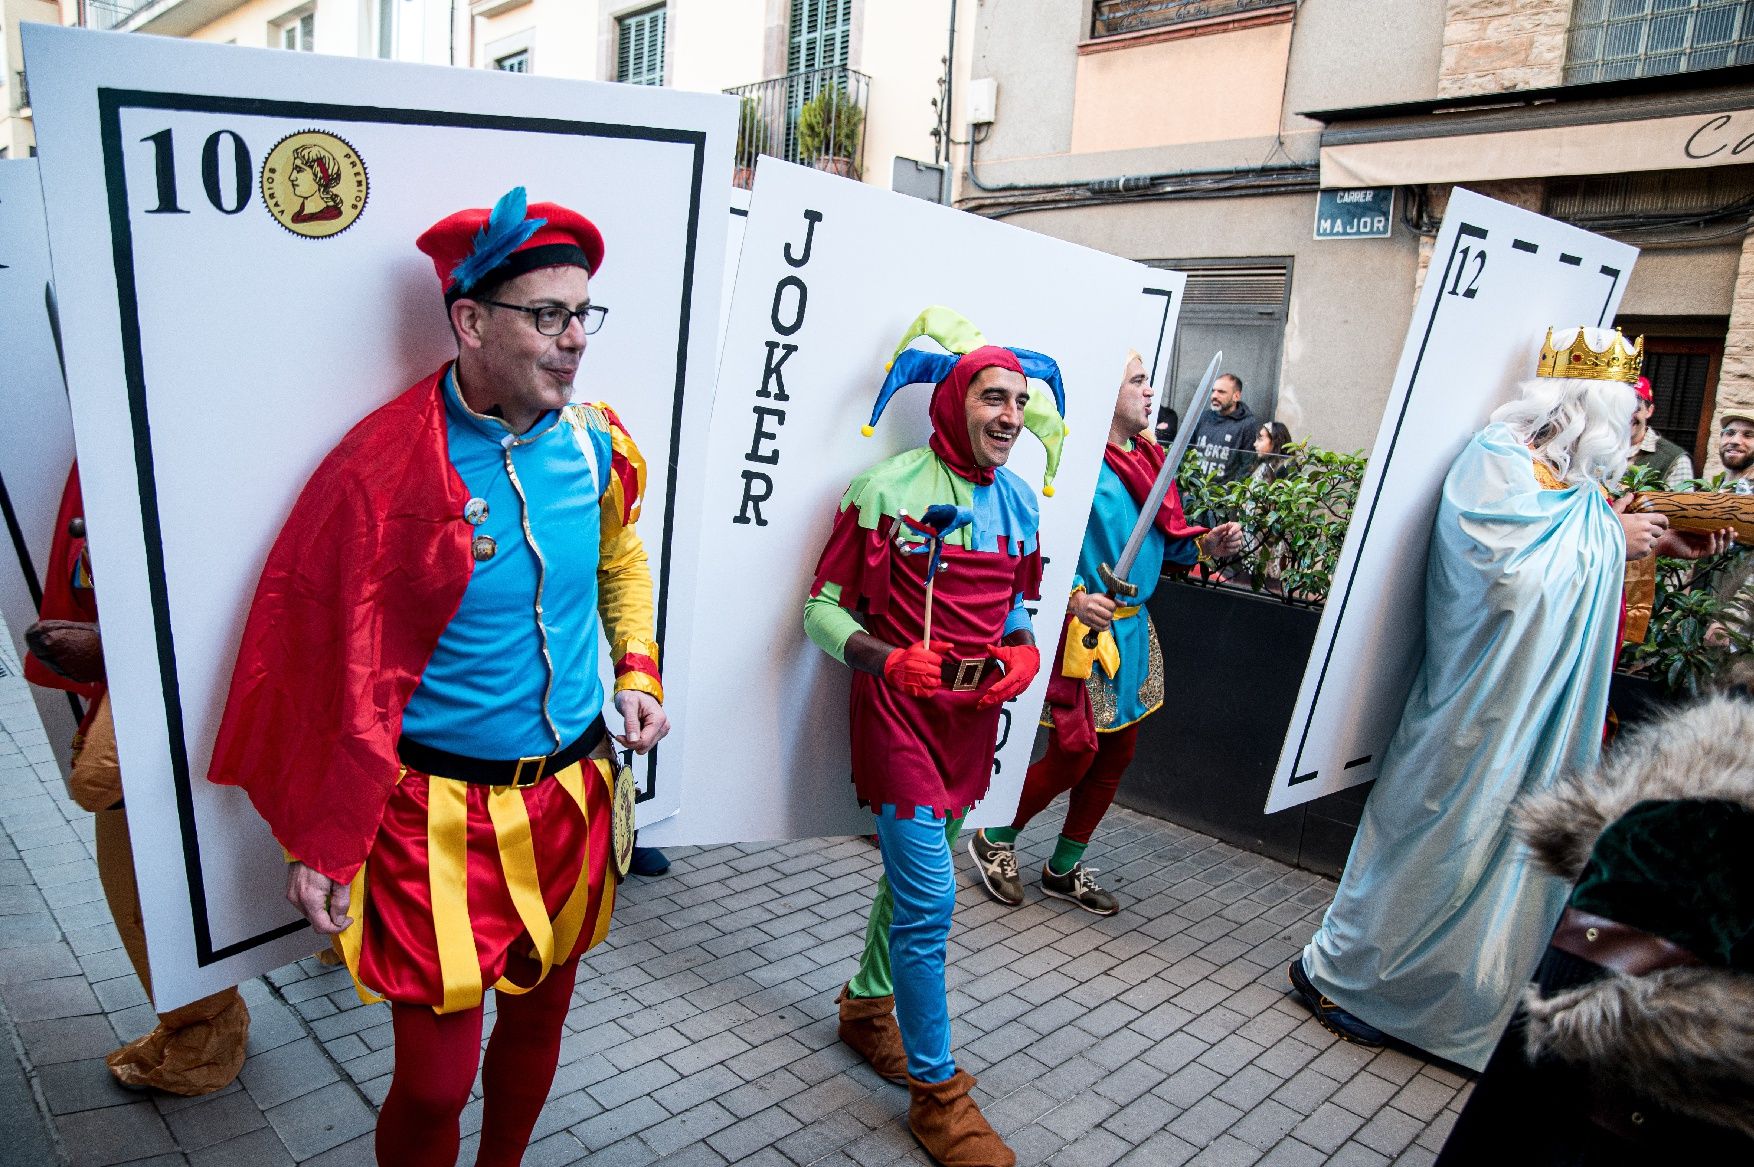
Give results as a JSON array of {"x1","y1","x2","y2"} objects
[{"x1": 804, "y1": 581, "x2": 863, "y2": 664}]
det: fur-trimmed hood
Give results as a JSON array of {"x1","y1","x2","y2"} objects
[{"x1": 1516, "y1": 694, "x2": 1754, "y2": 1138}]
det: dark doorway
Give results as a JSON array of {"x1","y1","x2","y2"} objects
[{"x1": 1616, "y1": 315, "x2": 1727, "y2": 471}]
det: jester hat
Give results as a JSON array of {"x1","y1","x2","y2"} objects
[
  {"x1": 416, "y1": 187, "x2": 604, "y2": 304},
  {"x1": 865, "y1": 306, "x2": 1068, "y2": 495}
]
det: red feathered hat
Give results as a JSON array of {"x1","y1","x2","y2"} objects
[
  {"x1": 415, "y1": 187, "x2": 604, "y2": 300},
  {"x1": 1633, "y1": 375, "x2": 1653, "y2": 404}
]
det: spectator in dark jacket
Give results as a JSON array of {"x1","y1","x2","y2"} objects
[{"x1": 1190, "y1": 372, "x2": 1258, "y2": 480}]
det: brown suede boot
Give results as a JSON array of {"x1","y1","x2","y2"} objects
[
  {"x1": 907, "y1": 1069, "x2": 1016, "y2": 1167},
  {"x1": 836, "y1": 984, "x2": 907, "y2": 1083}
]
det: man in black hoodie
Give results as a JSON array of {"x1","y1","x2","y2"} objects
[{"x1": 1190, "y1": 372, "x2": 1258, "y2": 481}]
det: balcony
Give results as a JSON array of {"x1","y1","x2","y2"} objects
[
  {"x1": 725, "y1": 65, "x2": 870, "y2": 188},
  {"x1": 79, "y1": 0, "x2": 251, "y2": 38}
]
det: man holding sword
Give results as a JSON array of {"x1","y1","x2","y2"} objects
[{"x1": 969, "y1": 350, "x2": 1241, "y2": 915}]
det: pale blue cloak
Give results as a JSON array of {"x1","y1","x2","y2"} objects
[{"x1": 1302, "y1": 422, "x2": 1625, "y2": 1070}]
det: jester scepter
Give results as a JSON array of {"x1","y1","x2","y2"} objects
[{"x1": 803, "y1": 306, "x2": 1070, "y2": 1167}]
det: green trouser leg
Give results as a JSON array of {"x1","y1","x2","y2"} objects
[{"x1": 846, "y1": 814, "x2": 963, "y2": 999}]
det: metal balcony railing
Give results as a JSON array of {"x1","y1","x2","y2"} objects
[
  {"x1": 725, "y1": 65, "x2": 870, "y2": 188},
  {"x1": 79, "y1": 1, "x2": 157, "y2": 31}
]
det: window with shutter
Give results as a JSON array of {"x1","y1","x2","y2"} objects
[
  {"x1": 1147, "y1": 259, "x2": 1293, "y2": 441},
  {"x1": 617, "y1": 6, "x2": 667, "y2": 87},
  {"x1": 787, "y1": 0, "x2": 852, "y2": 73}
]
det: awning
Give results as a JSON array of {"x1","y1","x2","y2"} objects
[
  {"x1": 1321, "y1": 109, "x2": 1754, "y2": 188},
  {"x1": 1304, "y1": 66, "x2": 1754, "y2": 190}
]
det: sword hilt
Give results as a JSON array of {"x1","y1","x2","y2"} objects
[{"x1": 1080, "y1": 563, "x2": 1139, "y2": 648}]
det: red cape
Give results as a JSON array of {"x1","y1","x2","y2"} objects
[
  {"x1": 208, "y1": 368, "x2": 472, "y2": 884},
  {"x1": 1104, "y1": 436, "x2": 1205, "y2": 542}
]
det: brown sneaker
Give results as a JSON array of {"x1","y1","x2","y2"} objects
[
  {"x1": 907, "y1": 1069, "x2": 1016, "y2": 1167},
  {"x1": 836, "y1": 984, "x2": 907, "y2": 1083}
]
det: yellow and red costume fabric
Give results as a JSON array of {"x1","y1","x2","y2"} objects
[{"x1": 209, "y1": 365, "x2": 657, "y2": 1011}]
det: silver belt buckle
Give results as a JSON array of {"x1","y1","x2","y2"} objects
[{"x1": 951, "y1": 657, "x2": 984, "y2": 692}]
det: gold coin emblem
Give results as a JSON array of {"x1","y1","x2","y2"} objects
[{"x1": 260, "y1": 130, "x2": 368, "y2": 239}]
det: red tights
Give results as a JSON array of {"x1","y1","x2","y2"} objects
[
  {"x1": 376, "y1": 956, "x2": 580, "y2": 1167},
  {"x1": 1012, "y1": 723, "x2": 1139, "y2": 843}
]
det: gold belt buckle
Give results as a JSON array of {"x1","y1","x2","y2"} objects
[
  {"x1": 951, "y1": 657, "x2": 984, "y2": 692},
  {"x1": 509, "y1": 754, "x2": 546, "y2": 788}
]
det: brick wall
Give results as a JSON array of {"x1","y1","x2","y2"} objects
[{"x1": 1438, "y1": 0, "x2": 1573, "y2": 98}]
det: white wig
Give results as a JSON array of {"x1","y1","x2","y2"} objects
[{"x1": 1490, "y1": 376, "x2": 1638, "y2": 487}]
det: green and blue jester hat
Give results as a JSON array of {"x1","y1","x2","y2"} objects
[{"x1": 864, "y1": 306, "x2": 1069, "y2": 495}]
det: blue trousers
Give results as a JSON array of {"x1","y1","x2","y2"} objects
[{"x1": 850, "y1": 806, "x2": 963, "y2": 1084}]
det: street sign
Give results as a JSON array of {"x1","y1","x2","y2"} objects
[{"x1": 1315, "y1": 187, "x2": 1394, "y2": 240}]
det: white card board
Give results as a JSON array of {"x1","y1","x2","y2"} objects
[
  {"x1": 25, "y1": 25, "x2": 733, "y2": 1008},
  {"x1": 644, "y1": 161, "x2": 1185, "y2": 846},
  {"x1": 0, "y1": 159, "x2": 82, "y2": 774},
  {"x1": 1265, "y1": 188, "x2": 1638, "y2": 814}
]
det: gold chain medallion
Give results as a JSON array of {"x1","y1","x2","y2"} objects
[
  {"x1": 612, "y1": 763, "x2": 636, "y2": 880},
  {"x1": 260, "y1": 130, "x2": 368, "y2": 239}
]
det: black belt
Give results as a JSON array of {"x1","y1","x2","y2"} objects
[
  {"x1": 397, "y1": 716, "x2": 607, "y2": 787},
  {"x1": 940, "y1": 655, "x2": 1003, "y2": 692}
]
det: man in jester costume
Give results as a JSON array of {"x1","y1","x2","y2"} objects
[
  {"x1": 207, "y1": 189, "x2": 665, "y2": 1167},
  {"x1": 805, "y1": 307, "x2": 1065, "y2": 1167},
  {"x1": 968, "y1": 352, "x2": 1241, "y2": 915}
]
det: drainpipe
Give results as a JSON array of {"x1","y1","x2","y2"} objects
[{"x1": 940, "y1": 0, "x2": 956, "y2": 205}]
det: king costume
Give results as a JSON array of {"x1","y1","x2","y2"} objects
[
  {"x1": 1292, "y1": 328, "x2": 1640, "y2": 1071},
  {"x1": 208, "y1": 190, "x2": 661, "y2": 1167},
  {"x1": 805, "y1": 308, "x2": 1064, "y2": 1167}
]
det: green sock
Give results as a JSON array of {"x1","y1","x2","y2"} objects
[
  {"x1": 983, "y1": 825, "x2": 1019, "y2": 846},
  {"x1": 1048, "y1": 835, "x2": 1088, "y2": 876}
]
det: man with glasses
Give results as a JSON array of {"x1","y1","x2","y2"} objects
[{"x1": 208, "y1": 188, "x2": 666, "y2": 1167}]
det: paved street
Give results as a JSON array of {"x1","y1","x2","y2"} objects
[{"x1": 0, "y1": 656, "x2": 1470, "y2": 1166}]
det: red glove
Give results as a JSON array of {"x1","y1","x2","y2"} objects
[
  {"x1": 884, "y1": 641, "x2": 951, "y2": 697},
  {"x1": 977, "y1": 643, "x2": 1041, "y2": 709}
]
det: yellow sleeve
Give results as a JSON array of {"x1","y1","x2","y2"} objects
[{"x1": 594, "y1": 403, "x2": 663, "y2": 703}]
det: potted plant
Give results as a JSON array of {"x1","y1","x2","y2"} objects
[
  {"x1": 797, "y1": 84, "x2": 863, "y2": 179},
  {"x1": 1115, "y1": 441, "x2": 1372, "y2": 876},
  {"x1": 734, "y1": 97, "x2": 770, "y2": 190}
]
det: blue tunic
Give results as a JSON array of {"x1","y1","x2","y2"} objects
[
  {"x1": 400, "y1": 371, "x2": 614, "y2": 758},
  {"x1": 1070, "y1": 452, "x2": 1197, "y2": 729}
]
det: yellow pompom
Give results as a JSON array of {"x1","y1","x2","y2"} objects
[
  {"x1": 860, "y1": 424, "x2": 875, "y2": 437},
  {"x1": 1043, "y1": 483, "x2": 1056, "y2": 497},
  {"x1": 884, "y1": 361, "x2": 894, "y2": 372}
]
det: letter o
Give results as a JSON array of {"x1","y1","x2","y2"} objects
[{"x1": 771, "y1": 276, "x2": 807, "y2": 337}]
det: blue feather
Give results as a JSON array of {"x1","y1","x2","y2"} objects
[{"x1": 450, "y1": 187, "x2": 546, "y2": 293}]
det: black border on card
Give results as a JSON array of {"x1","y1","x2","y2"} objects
[
  {"x1": 98, "y1": 89, "x2": 706, "y2": 965},
  {"x1": 1281, "y1": 223, "x2": 1622, "y2": 792}
]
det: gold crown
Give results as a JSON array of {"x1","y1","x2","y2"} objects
[{"x1": 1536, "y1": 327, "x2": 1644, "y2": 383}]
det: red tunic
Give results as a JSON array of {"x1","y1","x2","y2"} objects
[{"x1": 814, "y1": 501, "x2": 1041, "y2": 819}]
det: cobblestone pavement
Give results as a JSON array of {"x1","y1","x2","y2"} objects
[{"x1": 0, "y1": 658, "x2": 1471, "y2": 1166}]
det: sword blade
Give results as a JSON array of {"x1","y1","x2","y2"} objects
[{"x1": 1112, "y1": 350, "x2": 1222, "y2": 583}]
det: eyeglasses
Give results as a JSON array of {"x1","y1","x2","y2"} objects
[{"x1": 478, "y1": 299, "x2": 608, "y2": 336}]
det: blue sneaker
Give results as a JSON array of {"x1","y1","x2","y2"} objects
[
  {"x1": 629, "y1": 846, "x2": 670, "y2": 877},
  {"x1": 1288, "y1": 958, "x2": 1387, "y2": 1046}
]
